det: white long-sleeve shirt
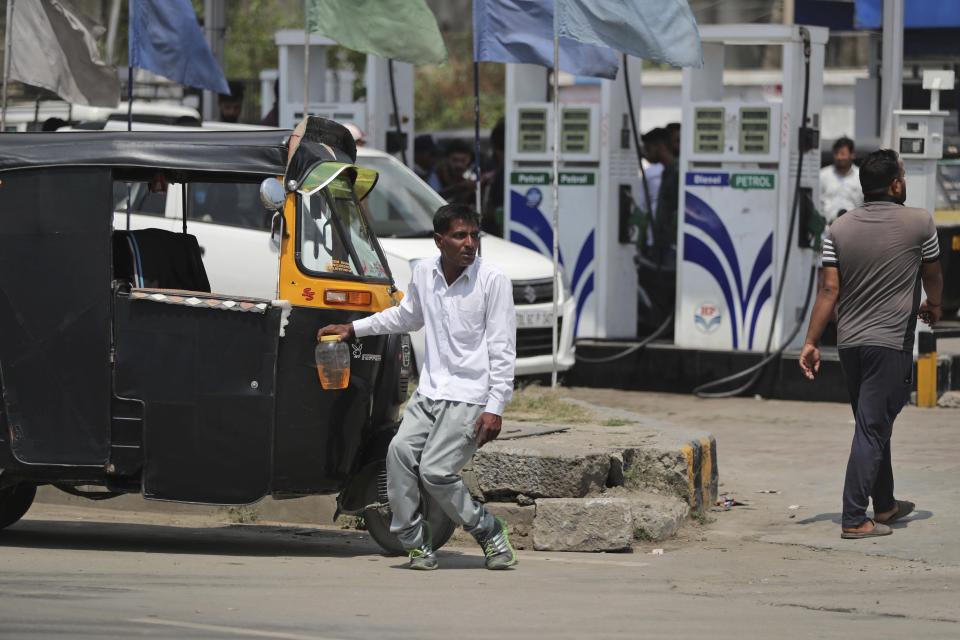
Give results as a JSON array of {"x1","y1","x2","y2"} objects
[{"x1": 352, "y1": 256, "x2": 516, "y2": 415}]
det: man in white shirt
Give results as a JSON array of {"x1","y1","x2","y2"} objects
[
  {"x1": 820, "y1": 137, "x2": 864, "y2": 224},
  {"x1": 319, "y1": 204, "x2": 517, "y2": 571}
]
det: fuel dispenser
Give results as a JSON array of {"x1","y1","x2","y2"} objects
[
  {"x1": 270, "y1": 30, "x2": 414, "y2": 163},
  {"x1": 503, "y1": 58, "x2": 644, "y2": 339},
  {"x1": 894, "y1": 69, "x2": 952, "y2": 215},
  {"x1": 675, "y1": 25, "x2": 828, "y2": 353}
]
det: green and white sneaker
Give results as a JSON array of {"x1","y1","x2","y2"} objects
[
  {"x1": 407, "y1": 522, "x2": 438, "y2": 571},
  {"x1": 475, "y1": 517, "x2": 518, "y2": 570}
]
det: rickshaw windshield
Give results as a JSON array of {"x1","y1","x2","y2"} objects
[{"x1": 298, "y1": 174, "x2": 390, "y2": 280}]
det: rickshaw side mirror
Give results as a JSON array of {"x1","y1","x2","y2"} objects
[{"x1": 259, "y1": 177, "x2": 285, "y2": 212}]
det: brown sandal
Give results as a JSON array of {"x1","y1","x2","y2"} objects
[
  {"x1": 875, "y1": 500, "x2": 915, "y2": 525},
  {"x1": 841, "y1": 519, "x2": 892, "y2": 539}
]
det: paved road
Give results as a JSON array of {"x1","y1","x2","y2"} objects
[{"x1": 2, "y1": 391, "x2": 959, "y2": 639}]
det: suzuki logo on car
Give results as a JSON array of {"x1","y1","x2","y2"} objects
[
  {"x1": 523, "y1": 284, "x2": 537, "y2": 304},
  {"x1": 301, "y1": 287, "x2": 315, "y2": 301}
]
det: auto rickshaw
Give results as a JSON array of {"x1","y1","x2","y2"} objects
[{"x1": 0, "y1": 117, "x2": 455, "y2": 553}]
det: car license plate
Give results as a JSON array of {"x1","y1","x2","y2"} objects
[{"x1": 516, "y1": 308, "x2": 554, "y2": 328}]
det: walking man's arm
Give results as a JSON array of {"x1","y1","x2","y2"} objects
[
  {"x1": 800, "y1": 266, "x2": 840, "y2": 380},
  {"x1": 918, "y1": 260, "x2": 944, "y2": 326},
  {"x1": 475, "y1": 273, "x2": 516, "y2": 446}
]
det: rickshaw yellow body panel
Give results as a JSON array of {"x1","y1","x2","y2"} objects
[{"x1": 278, "y1": 193, "x2": 400, "y2": 312}]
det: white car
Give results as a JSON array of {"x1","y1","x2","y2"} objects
[{"x1": 90, "y1": 122, "x2": 575, "y2": 375}]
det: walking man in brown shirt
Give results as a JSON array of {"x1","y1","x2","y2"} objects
[{"x1": 800, "y1": 149, "x2": 944, "y2": 539}]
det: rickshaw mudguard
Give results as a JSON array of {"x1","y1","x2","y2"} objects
[
  {"x1": 113, "y1": 290, "x2": 282, "y2": 505},
  {"x1": 0, "y1": 168, "x2": 113, "y2": 468}
]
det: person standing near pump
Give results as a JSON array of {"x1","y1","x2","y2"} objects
[
  {"x1": 819, "y1": 137, "x2": 863, "y2": 224},
  {"x1": 318, "y1": 203, "x2": 518, "y2": 570},
  {"x1": 799, "y1": 149, "x2": 944, "y2": 539}
]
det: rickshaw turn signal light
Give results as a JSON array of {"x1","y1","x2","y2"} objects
[{"x1": 324, "y1": 289, "x2": 373, "y2": 306}]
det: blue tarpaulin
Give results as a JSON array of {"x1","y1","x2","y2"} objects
[
  {"x1": 473, "y1": 0, "x2": 620, "y2": 79},
  {"x1": 855, "y1": 0, "x2": 960, "y2": 29}
]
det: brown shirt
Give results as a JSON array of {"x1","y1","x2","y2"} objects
[{"x1": 822, "y1": 201, "x2": 940, "y2": 352}]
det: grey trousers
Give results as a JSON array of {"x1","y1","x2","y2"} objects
[
  {"x1": 838, "y1": 346, "x2": 912, "y2": 529},
  {"x1": 386, "y1": 391, "x2": 488, "y2": 549}
]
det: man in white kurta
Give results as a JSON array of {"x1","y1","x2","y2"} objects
[{"x1": 320, "y1": 203, "x2": 517, "y2": 571}]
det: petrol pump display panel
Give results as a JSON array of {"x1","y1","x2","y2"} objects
[{"x1": 688, "y1": 102, "x2": 781, "y2": 164}]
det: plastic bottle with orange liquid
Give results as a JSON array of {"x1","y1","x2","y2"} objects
[{"x1": 316, "y1": 335, "x2": 351, "y2": 390}]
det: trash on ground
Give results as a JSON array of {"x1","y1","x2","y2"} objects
[
  {"x1": 715, "y1": 494, "x2": 746, "y2": 509},
  {"x1": 788, "y1": 504, "x2": 800, "y2": 510},
  {"x1": 757, "y1": 490, "x2": 780, "y2": 494},
  {"x1": 651, "y1": 548, "x2": 664, "y2": 556}
]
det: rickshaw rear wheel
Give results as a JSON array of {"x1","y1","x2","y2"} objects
[
  {"x1": 0, "y1": 483, "x2": 37, "y2": 530},
  {"x1": 362, "y1": 464, "x2": 456, "y2": 556}
]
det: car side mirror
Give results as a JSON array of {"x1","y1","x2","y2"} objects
[{"x1": 260, "y1": 177, "x2": 285, "y2": 212}]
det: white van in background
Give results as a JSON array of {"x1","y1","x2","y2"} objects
[{"x1": 84, "y1": 121, "x2": 575, "y2": 376}]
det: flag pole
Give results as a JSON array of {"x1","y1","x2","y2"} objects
[
  {"x1": 126, "y1": 65, "x2": 133, "y2": 231},
  {"x1": 303, "y1": 1, "x2": 310, "y2": 119},
  {"x1": 126, "y1": 65, "x2": 133, "y2": 131},
  {"x1": 550, "y1": 31, "x2": 560, "y2": 390},
  {"x1": 473, "y1": 61, "x2": 482, "y2": 226},
  {"x1": 1, "y1": 0, "x2": 16, "y2": 133}
]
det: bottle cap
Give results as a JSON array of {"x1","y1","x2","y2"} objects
[{"x1": 320, "y1": 335, "x2": 342, "y2": 343}]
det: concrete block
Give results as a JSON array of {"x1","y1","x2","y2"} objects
[
  {"x1": 485, "y1": 502, "x2": 535, "y2": 550},
  {"x1": 473, "y1": 445, "x2": 610, "y2": 499},
  {"x1": 627, "y1": 493, "x2": 690, "y2": 542},
  {"x1": 622, "y1": 435, "x2": 718, "y2": 509},
  {"x1": 533, "y1": 498, "x2": 633, "y2": 552}
]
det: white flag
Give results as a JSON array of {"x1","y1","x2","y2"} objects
[
  {"x1": 556, "y1": 0, "x2": 703, "y2": 69},
  {"x1": 9, "y1": 0, "x2": 120, "y2": 107}
]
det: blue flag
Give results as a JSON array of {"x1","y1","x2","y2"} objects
[
  {"x1": 556, "y1": 0, "x2": 703, "y2": 68},
  {"x1": 473, "y1": 0, "x2": 620, "y2": 79},
  {"x1": 129, "y1": 0, "x2": 230, "y2": 94}
]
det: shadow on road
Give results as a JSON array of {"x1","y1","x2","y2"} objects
[
  {"x1": 0, "y1": 518, "x2": 399, "y2": 559},
  {"x1": 797, "y1": 510, "x2": 933, "y2": 527}
]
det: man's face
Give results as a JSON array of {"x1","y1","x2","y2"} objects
[
  {"x1": 415, "y1": 150, "x2": 433, "y2": 169},
  {"x1": 893, "y1": 160, "x2": 907, "y2": 204},
  {"x1": 447, "y1": 151, "x2": 472, "y2": 176},
  {"x1": 833, "y1": 147, "x2": 854, "y2": 173},
  {"x1": 644, "y1": 142, "x2": 663, "y2": 164},
  {"x1": 219, "y1": 100, "x2": 242, "y2": 123},
  {"x1": 435, "y1": 218, "x2": 479, "y2": 268}
]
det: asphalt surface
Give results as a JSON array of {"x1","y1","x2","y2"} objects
[{"x1": 2, "y1": 390, "x2": 959, "y2": 639}]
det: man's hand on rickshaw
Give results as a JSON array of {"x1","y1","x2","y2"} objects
[
  {"x1": 474, "y1": 412, "x2": 502, "y2": 447},
  {"x1": 317, "y1": 323, "x2": 355, "y2": 342}
]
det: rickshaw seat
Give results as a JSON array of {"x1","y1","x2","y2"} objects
[{"x1": 113, "y1": 229, "x2": 211, "y2": 293}]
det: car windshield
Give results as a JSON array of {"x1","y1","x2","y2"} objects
[
  {"x1": 298, "y1": 174, "x2": 390, "y2": 280},
  {"x1": 356, "y1": 154, "x2": 444, "y2": 238}
]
